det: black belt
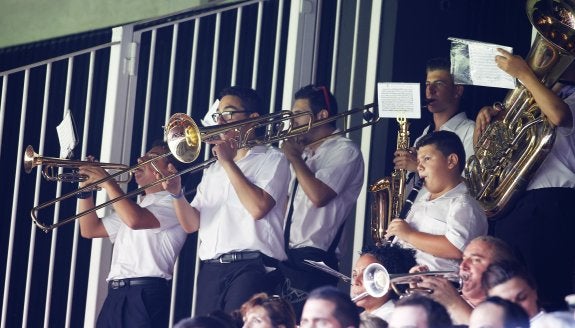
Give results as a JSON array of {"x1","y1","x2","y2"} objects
[
  {"x1": 108, "y1": 277, "x2": 168, "y2": 289},
  {"x1": 203, "y1": 251, "x2": 262, "y2": 264}
]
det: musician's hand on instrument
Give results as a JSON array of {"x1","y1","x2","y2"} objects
[
  {"x1": 385, "y1": 218, "x2": 413, "y2": 241},
  {"x1": 78, "y1": 164, "x2": 110, "y2": 189},
  {"x1": 281, "y1": 138, "x2": 305, "y2": 161},
  {"x1": 409, "y1": 264, "x2": 429, "y2": 274},
  {"x1": 212, "y1": 140, "x2": 236, "y2": 163},
  {"x1": 418, "y1": 276, "x2": 460, "y2": 304},
  {"x1": 474, "y1": 105, "x2": 499, "y2": 137},
  {"x1": 160, "y1": 163, "x2": 182, "y2": 195},
  {"x1": 393, "y1": 148, "x2": 417, "y2": 172}
]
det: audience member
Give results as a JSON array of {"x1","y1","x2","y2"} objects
[
  {"x1": 469, "y1": 296, "x2": 530, "y2": 328},
  {"x1": 387, "y1": 294, "x2": 452, "y2": 328},
  {"x1": 240, "y1": 293, "x2": 296, "y2": 328},
  {"x1": 300, "y1": 286, "x2": 360, "y2": 328}
]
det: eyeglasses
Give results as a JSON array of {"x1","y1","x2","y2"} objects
[
  {"x1": 314, "y1": 85, "x2": 331, "y2": 113},
  {"x1": 212, "y1": 110, "x2": 253, "y2": 123}
]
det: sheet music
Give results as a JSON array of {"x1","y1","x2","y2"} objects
[
  {"x1": 303, "y1": 260, "x2": 351, "y2": 283},
  {"x1": 449, "y1": 37, "x2": 515, "y2": 89},
  {"x1": 56, "y1": 109, "x2": 78, "y2": 159},
  {"x1": 376, "y1": 83, "x2": 421, "y2": 119}
]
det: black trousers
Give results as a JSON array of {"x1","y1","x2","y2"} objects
[
  {"x1": 96, "y1": 280, "x2": 170, "y2": 328},
  {"x1": 195, "y1": 258, "x2": 268, "y2": 316},
  {"x1": 490, "y1": 187, "x2": 575, "y2": 311},
  {"x1": 278, "y1": 247, "x2": 340, "y2": 321}
]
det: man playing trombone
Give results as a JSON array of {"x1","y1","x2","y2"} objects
[
  {"x1": 279, "y1": 85, "x2": 365, "y2": 319},
  {"x1": 161, "y1": 86, "x2": 291, "y2": 315},
  {"x1": 76, "y1": 140, "x2": 187, "y2": 327}
]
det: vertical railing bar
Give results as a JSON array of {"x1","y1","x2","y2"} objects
[
  {"x1": 23, "y1": 63, "x2": 52, "y2": 327},
  {"x1": 65, "y1": 50, "x2": 96, "y2": 328},
  {"x1": 209, "y1": 13, "x2": 221, "y2": 105},
  {"x1": 330, "y1": 0, "x2": 342, "y2": 92},
  {"x1": 186, "y1": 19, "x2": 200, "y2": 117},
  {"x1": 168, "y1": 258, "x2": 179, "y2": 326},
  {"x1": 141, "y1": 29, "x2": 157, "y2": 155},
  {"x1": 0, "y1": 75, "x2": 7, "y2": 157},
  {"x1": 346, "y1": 0, "x2": 361, "y2": 133},
  {"x1": 1, "y1": 69, "x2": 29, "y2": 328},
  {"x1": 231, "y1": 7, "x2": 243, "y2": 85},
  {"x1": 311, "y1": 0, "x2": 323, "y2": 84},
  {"x1": 44, "y1": 57, "x2": 74, "y2": 327},
  {"x1": 165, "y1": 24, "x2": 179, "y2": 122},
  {"x1": 251, "y1": 1, "x2": 263, "y2": 89},
  {"x1": 269, "y1": 0, "x2": 285, "y2": 113}
]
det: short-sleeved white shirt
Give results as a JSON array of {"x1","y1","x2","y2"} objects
[
  {"x1": 415, "y1": 112, "x2": 476, "y2": 162},
  {"x1": 401, "y1": 182, "x2": 487, "y2": 272},
  {"x1": 527, "y1": 88, "x2": 575, "y2": 190},
  {"x1": 102, "y1": 191, "x2": 187, "y2": 281},
  {"x1": 191, "y1": 145, "x2": 290, "y2": 261},
  {"x1": 370, "y1": 299, "x2": 395, "y2": 322},
  {"x1": 288, "y1": 132, "x2": 365, "y2": 252}
]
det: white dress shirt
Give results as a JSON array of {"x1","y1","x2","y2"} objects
[
  {"x1": 191, "y1": 145, "x2": 290, "y2": 261},
  {"x1": 102, "y1": 191, "x2": 187, "y2": 281},
  {"x1": 288, "y1": 132, "x2": 365, "y2": 253},
  {"x1": 402, "y1": 182, "x2": 487, "y2": 272}
]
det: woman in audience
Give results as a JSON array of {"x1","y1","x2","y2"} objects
[{"x1": 240, "y1": 293, "x2": 297, "y2": 328}]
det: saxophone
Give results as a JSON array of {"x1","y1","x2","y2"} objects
[
  {"x1": 465, "y1": 0, "x2": 575, "y2": 219},
  {"x1": 369, "y1": 117, "x2": 410, "y2": 245}
]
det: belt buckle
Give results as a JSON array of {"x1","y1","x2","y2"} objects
[
  {"x1": 218, "y1": 253, "x2": 238, "y2": 263},
  {"x1": 110, "y1": 279, "x2": 126, "y2": 289},
  {"x1": 219, "y1": 254, "x2": 231, "y2": 264}
]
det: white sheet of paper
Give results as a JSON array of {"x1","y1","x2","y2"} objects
[
  {"x1": 449, "y1": 37, "x2": 515, "y2": 89},
  {"x1": 201, "y1": 99, "x2": 220, "y2": 127},
  {"x1": 377, "y1": 83, "x2": 421, "y2": 119},
  {"x1": 56, "y1": 110, "x2": 77, "y2": 159}
]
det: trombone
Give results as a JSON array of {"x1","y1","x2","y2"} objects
[
  {"x1": 31, "y1": 103, "x2": 380, "y2": 232},
  {"x1": 24, "y1": 145, "x2": 131, "y2": 183}
]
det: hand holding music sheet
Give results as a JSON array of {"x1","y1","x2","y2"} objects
[
  {"x1": 449, "y1": 37, "x2": 515, "y2": 89},
  {"x1": 376, "y1": 83, "x2": 422, "y2": 119}
]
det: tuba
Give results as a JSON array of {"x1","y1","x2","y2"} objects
[
  {"x1": 465, "y1": 0, "x2": 575, "y2": 219},
  {"x1": 369, "y1": 117, "x2": 410, "y2": 244}
]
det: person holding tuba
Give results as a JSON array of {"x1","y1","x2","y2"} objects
[
  {"x1": 278, "y1": 85, "x2": 365, "y2": 319},
  {"x1": 475, "y1": 48, "x2": 575, "y2": 312},
  {"x1": 161, "y1": 86, "x2": 291, "y2": 315},
  {"x1": 76, "y1": 140, "x2": 188, "y2": 327}
]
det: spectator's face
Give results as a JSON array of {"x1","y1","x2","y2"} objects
[
  {"x1": 351, "y1": 254, "x2": 388, "y2": 310},
  {"x1": 388, "y1": 305, "x2": 429, "y2": 328},
  {"x1": 425, "y1": 69, "x2": 460, "y2": 114},
  {"x1": 488, "y1": 277, "x2": 539, "y2": 318},
  {"x1": 469, "y1": 303, "x2": 505, "y2": 328},
  {"x1": 242, "y1": 305, "x2": 274, "y2": 328},
  {"x1": 459, "y1": 240, "x2": 495, "y2": 300},
  {"x1": 300, "y1": 299, "x2": 342, "y2": 328}
]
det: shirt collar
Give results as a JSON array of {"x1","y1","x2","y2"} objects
[{"x1": 440, "y1": 112, "x2": 469, "y2": 132}]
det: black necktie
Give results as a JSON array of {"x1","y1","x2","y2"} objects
[{"x1": 284, "y1": 178, "x2": 298, "y2": 250}]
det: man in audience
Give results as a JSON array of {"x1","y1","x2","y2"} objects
[
  {"x1": 414, "y1": 236, "x2": 517, "y2": 325},
  {"x1": 300, "y1": 286, "x2": 360, "y2": 328},
  {"x1": 387, "y1": 294, "x2": 452, "y2": 328},
  {"x1": 469, "y1": 296, "x2": 530, "y2": 328}
]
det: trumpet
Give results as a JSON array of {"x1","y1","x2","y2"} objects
[
  {"x1": 351, "y1": 263, "x2": 459, "y2": 302},
  {"x1": 24, "y1": 145, "x2": 131, "y2": 183},
  {"x1": 31, "y1": 104, "x2": 380, "y2": 232}
]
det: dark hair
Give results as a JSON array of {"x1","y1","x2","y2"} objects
[
  {"x1": 307, "y1": 286, "x2": 360, "y2": 327},
  {"x1": 240, "y1": 293, "x2": 296, "y2": 328},
  {"x1": 218, "y1": 86, "x2": 263, "y2": 115},
  {"x1": 480, "y1": 296, "x2": 530, "y2": 328},
  {"x1": 482, "y1": 260, "x2": 537, "y2": 293},
  {"x1": 150, "y1": 139, "x2": 184, "y2": 171},
  {"x1": 426, "y1": 57, "x2": 451, "y2": 75},
  {"x1": 360, "y1": 244, "x2": 417, "y2": 300},
  {"x1": 395, "y1": 294, "x2": 452, "y2": 328},
  {"x1": 294, "y1": 84, "x2": 338, "y2": 118},
  {"x1": 415, "y1": 130, "x2": 466, "y2": 174}
]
